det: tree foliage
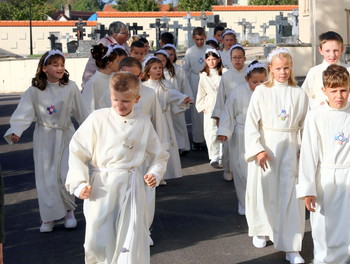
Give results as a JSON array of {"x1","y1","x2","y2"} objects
[
  {"x1": 116, "y1": 0, "x2": 161, "y2": 11},
  {"x1": 47, "y1": 0, "x2": 112, "y2": 11},
  {"x1": 177, "y1": 0, "x2": 217, "y2": 11},
  {"x1": 249, "y1": 0, "x2": 298, "y2": 4},
  {"x1": 0, "y1": 0, "x2": 55, "y2": 20}
]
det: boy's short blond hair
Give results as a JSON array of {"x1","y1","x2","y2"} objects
[
  {"x1": 110, "y1": 72, "x2": 140, "y2": 97},
  {"x1": 319, "y1": 31, "x2": 344, "y2": 49},
  {"x1": 192, "y1": 27, "x2": 206, "y2": 37},
  {"x1": 323, "y1": 64, "x2": 350, "y2": 88}
]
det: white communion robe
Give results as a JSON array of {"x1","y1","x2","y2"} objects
[
  {"x1": 4, "y1": 81, "x2": 88, "y2": 222},
  {"x1": 302, "y1": 60, "x2": 350, "y2": 108},
  {"x1": 182, "y1": 44, "x2": 211, "y2": 143},
  {"x1": 219, "y1": 49, "x2": 232, "y2": 70},
  {"x1": 297, "y1": 102, "x2": 350, "y2": 264},
  {"x1": 82, "y1": 70, "x2": 112, "y2": 114},
  {"x1": 196, "y1": 68, "x2": 222, "y2": 160},
  {"x1": 66, "y1": 108, "x2": 169, "y2": 264},
  {"x1": 164, "y1": 65, "x2": 193, "y2": 151},
  {"x1": 217, "y1": 83, "x2": 252, "y2": 208},
  {"x1": 143, "y1": 79, "x2": 189, "y2": 180},
  {"x1": 244, "y1": 81, "x2": 309, "y2": 252},
  {"x1": 212, "y1": 66, "x2": 247, "y2": 176}
]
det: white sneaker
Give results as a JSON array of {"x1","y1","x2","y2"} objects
[
  {"x1": 238, "y1": 202, "x2": 245, "y2": 215},
  {"x1": 64, "y1": 210, "x2": 77, "y2": 229},
  {"x1": 159, "y1": 179, "x2": 167, "y2": 186},
  {"x1": 285, "y1": 252, "x2": 305, "y2": 264},
  {"x1": 223, "y1": 171, "x2": 233, "y2": 181},
  {"x1": 40, "y1": 221, "x2": 54, "y2": 233},
  {"x1": 210, "y1": 157, "x2": 220, "y2": 169},
  {"x1": 148, "y1": 235, "x2": 154, "y2": 247},
  {"x1": 252, "y1": 236, "x2": 267, "y2": 248}
]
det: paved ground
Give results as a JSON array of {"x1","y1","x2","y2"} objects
[{"x1": 0, "y1": 93, "x2": 313, "y2": 264}]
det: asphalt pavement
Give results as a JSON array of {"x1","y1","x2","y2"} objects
[{"x1": 0, "y1": 93, "x2": 313, "y2": 264}]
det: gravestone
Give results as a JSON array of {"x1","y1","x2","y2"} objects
[
  {"x1": 73, "y1": 18, "x2": 87, "y2": 40},
  {"x1": 207, "y1": 15, "x2": 227, "y2": 38},
  {"x1": 288, "y1": 8, "x2": 299, "y2": 39},
  {"x1": 150, "y1": 19, "x2": 167, "y2": 50},
  {"x1": 183, "y1": 12, "x2": 195, "y2": 48},
  {"x1": 139, "y1": 31, "x2": 150, "y2": 39},
  {"x1": 89, "y1": 24, "x2": 107, "y2": 40},
  {"x1": 160, "y1": 16, "x2": 171, "y2": 32},
  {"x1": 247, "y1": 33, "x2": 260, "y2": 44},
  {"x1": 127, "y1": 23, "x2": 143, "y2": 36},
  {"x1": 237, "y1": 18, "x2": 249, "y2": 41},
  {"x1": 169, "y1": 21, "x2": 183, "y2": 46},
  {"x1": 76, "y1": 40, "x2": 96, "y2": 56},
  {"x1": 269, "y1": 12, "x2": 292, "y2": 43},
  {"x1": 67, "y1": 40, "x2": 78, "y2": 53},
  {"x1": 195, "y1": 12, "x2": 209, "y2": 29},
  {"x1": 48, "y1": 34, "x2": 58, "y2": 50}
]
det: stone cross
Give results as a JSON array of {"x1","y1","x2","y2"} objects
[
  {"x1": 92, "y1": 24, "x2": 107, "y2": 40},
  {"x1": 169, "y1": 21, "x2": 183, "y2": 46},
  {"x1": 150, "y1": 19, "x2": 167, "y2": 50},
  {"x1": 207, "y1": 15, "x2": 227, "y2": 37},
  {"x1": 288, "y1": 8, "x2": 299, "y2": 37},
  {"x1": 127, "y1": 22, "x2": 143, "y2": 36},
  {"x1": 237, "y1": 18, "x2": 249, "y2": 41},
  {"x1": 48, "y1": 34, "x2": 58, "y2": 50},
  {"x1": 139, "y1": 31, "x2": 150, "y2": 39},
  {"x1": 260, "y1": 23, "x2": 269, "y2": 37},
  {"x1": 183, "y1": 12, "x2": 195, "y2": 48},
  {"x1": 269, "y1": 12, "x2": 291, "y2": 43},
  {"x1": 247, "y1": 22, "x2": 255, "y2": 34},
  {"x1": 73, "y1": 18, "x2": 86, "y2": 40},
  {"x1": 195, "y1": 11, "x2": 209, "y2": 29},
  {"x1": 64, "y1": 33, "x2": 73, "y2": 42},
  {"x1": 160, "y1": 16, "x2": 171, "y2": 32}
]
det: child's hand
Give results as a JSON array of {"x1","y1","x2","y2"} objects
[
  {"x1": 11, "y1": 133, "x2": 20, "y2": 143},
  {"x1": 79, "y1": 185, "x2": 92, "y2": 199},
  {"x1": 304, "y1": 196, "x2": 316, "y2": 212},
  {"x1": 218, "y1": 135, "x2": 227, "y2": 142},
  {"x1": 144, "y1": 174, "x2": 156, "y2": 187},
  {"x1": 183, "y1": 96, "x2": 192, "y2": 104},
  {"x1": 256, "y1": 151, "x2": 271, "y2": 172}
]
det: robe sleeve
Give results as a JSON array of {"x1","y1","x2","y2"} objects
[
  {"x1": 65, "y1": 114, "x2": 96, "y2": 194},
  {"x1": 301, "y1": 69, "x2": 319, "y2": 108},
  {"x1": 182, "y1": 50, "x2": 191, "y2": 81},
  {"x1": 211, "y1": 78, "x2": 225, "y2": 119},
  {"x1": 244, "y1": 89, "x2": 265, "y2": 162},
  {"x1": 144, "y1": 122, "x2": 170, "y2": 186},
  {"x1": 217, "y1": 91, "x2": 237, "y2": 140},
  {"x1": 177, "y1": 66, "x2": 193, "y2": 99},
  {"x1": 71, "y1": 82, "x2": 89, "y2": 125},
  {"x1": 3, "y1": 87, "x2": 36, "y2": 144},
  {"x1": 195, "y1": 74, "x2": 207, "y2": 113},
  {"x1": 81, "y1": 78, "x2": 96, "y2": 114},
  {"x1": 296, "y1": 111, "x2": 319, "y2": 199},
  {"x1": 167, "y1": 88, "x2": 189, "y2": 113}
]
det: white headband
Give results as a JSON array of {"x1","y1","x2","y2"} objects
[
  {"x1": 246, "y1": 62, "x2": 267, "y2": 76},
  {"x1": 206, "y1": 37, "x2": 219, "y2": 44},
  {"x1": 267, "y1": 48, "x2": 291, "y2": 62},
  {"x1": 102, "y1": 45, "x2": 114, "y2": 59},
  {"x1": 222, "y1": 30, "x2": 237, "y2": 38},
  {"x1": 144, "y1": 56, "x2": 157, "y2": 66},
  {"x1": 229, "y1": 44, "x2": 244, "y2": 55},
  {"x1": 155, "y1": 49, "x2": 169, "y2": 58},
  {"x1": 162, "y1": 44, "x2": 177, "y2": 51},
  {"x1": 44, "y1": 49, "x2": 64, "y2": 65},
  {"x1": 205, "y1": 48, "x2": 220, "y2": 57}
]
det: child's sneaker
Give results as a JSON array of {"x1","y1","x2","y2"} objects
[
  {"x1": 210, "y1": 157, "x2": 220, "y2": 168},
  {"x1": 238, "y1": 202, "x2": 245, "y2": 215},
  {"x1": 40, "y1": 221, "x2": 54, "y2": 233},
  {"x1": 223, "y1": 171, "x2": 233, "y2": 181},
  {"x1": 252, "y1": 236, "x2": 267, "y2": 248},
  {"x1": 285, "y1": 252, "x2": 305, "y2": 264},
  {"x1": 64, "y1": 210, "x2": 77, "y2": 229}
]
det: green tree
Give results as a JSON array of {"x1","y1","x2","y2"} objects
[
  {"x1": 249, "y1": 0, "x2": 298, "y2": 4},
  {"x1": 47, "y1": 0, "x2": 113, "y2": 11},
  {"x1": 116, "y1": 0, "x2": 160, "y2": 11},
  {"x1": 177, "y1": 0, "x2": 217, "y2": 11},
  {"x1": 0, "y1": 0, "x2": 55, "y2": 20}
]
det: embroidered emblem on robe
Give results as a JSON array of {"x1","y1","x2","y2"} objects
[
  {"x1": 47, "y1": 105, "x2": 57, "y2": 115},
  {"x1": 334, "y1": 132, "x2": 348, "y2": 145},
  {"x1": 278, "y1": 109, "x2": 289, "y2": 121}
]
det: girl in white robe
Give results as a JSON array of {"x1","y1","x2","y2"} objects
[
  {"x1": 142, "y1": 57, "x2": 191, "y2": 181},
  {"x1": 244, "y1": 48, "x2": 309, "y2": 263},
  {"x1": 218, "y1": 61, "x2": 267, "y2": 216},
  {"x1": 66, "y1": 72, "x2": 169, "y2": 264},
  {"x1": 82, "y1": 44, "x2": 127, "y2": 114},
  {"x1": 4, "y1": 50, "x2": 88, "y2": 232},
  {"x1": 162, "y1": 45, "x2": 194, "y2": 154},
  {"x1": 297, "y1": 64, "x2": 350, "y2": 264},
  {"x1": 196, "y1": 48, "x2": 225, "y2": 168},
  {"x1": 218, "y1": 30, "x2": 237, "y2": 70}
]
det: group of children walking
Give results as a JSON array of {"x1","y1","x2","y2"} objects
[{"x1": 3, "y1": 24, "x2": 350, "y2": 264}]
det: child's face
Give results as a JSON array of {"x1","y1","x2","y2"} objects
[
  {"x1": 192, "y1": 34, "x2": 206, "y2": 48},
  {"x1": 148, "y1": 62, "x2": 163, "y2": 80},
  {"x1": 223, "y1": 34, "x2": 236, "y2": 50},
  {"x1": 120, "y1": 66, "x2": 142, "y2": 80},
  {"x1": 206, "y1": 55, "x2": 220, "y2": 69},
  {"x1": 319, "y1": 40, "x2": 344, "y2": 64},
  {"x1": 130, "y1": 47, "x2": 145, "y2": 63},
  {"x1": 322, "y1": 85, "x2": 349, "y2": 109},
  {"x1": 110, "y1": 89, "x2": 140, "y2": 116},
  {"x1": 230, "y1": 49, "x2": 246, "y2": 71},
  {"x1": 144, "y1": 42, "x2": 150, "y2": 53},
  {"x1": 246, "y1": 72, "x2": 267, "y2": 91},
  {"x1": 156, "y1": 54, "x2": 167, "y2": 68},
  {"x1": 214, "y1": 30, "x2": 223, "y2": 43},
  {"x1": 109, "y1": 55, "x2": 127, "y2": 73},
  {"x1": 165, "y1": 49, "x2": 176, "y2": 63},
  {"x1": 43, "y1": 57, "x2": 65, "y2": 82},
  {"x1": 269, "y1": 56, "x2": 291, "y2": 83}
]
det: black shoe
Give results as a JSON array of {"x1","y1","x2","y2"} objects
[
  {"x1": 179, "y1": 149, "x2": 189, "y2": 156},
  {"x1": 192, "y1": 142, "x2": 202, "y2": 151}
]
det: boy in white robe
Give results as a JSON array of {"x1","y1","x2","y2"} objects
[
  {"x1": 182, "y1": 27, "x2": 210, "y2": 150},
  {"x1": 66, "y1": 72, "x2": 169, "y2": 264},
  {"x1": 212, "y1": 44, "x2": 247, "y2": 181},
  {"x1": 302, "y1": 31, "x2": 350, "y2": 108},
  {"x1": 297, "y1": 64, "x2": 350, "y2": 264}
]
